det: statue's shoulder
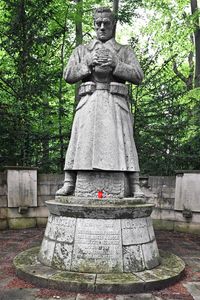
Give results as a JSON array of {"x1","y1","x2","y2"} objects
[
  {"x1": 111, "y1": 39, "x2": 123, "y2": 51},
  {"x1": 107, "y1": 39, "x2": 132, "y2": 53},
  {"x1": 115, "y1": 41, "x2": 133, "y2": 51}
]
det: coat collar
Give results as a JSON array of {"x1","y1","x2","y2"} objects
[{"x1": 86, "y1": 38, "x2": 122, "y2": 52}]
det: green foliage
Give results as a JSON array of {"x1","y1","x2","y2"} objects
[
  {"x1": 0, "y1": 0, "x2": 199, "y2": 175},
  {"x1": 126, "y1": 0, "x2": 200, "y2": 175},
  {"x1": 0, "y1": 0, "x2": 75, "y2": 171}
]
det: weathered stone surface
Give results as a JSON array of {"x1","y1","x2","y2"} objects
[
  {"x1": 121, "y1": 218, "x2": 152, "y2": 245},
  {"x1": 36, "y1": 217, "x2": 47, "y2": 227},
  {"x1": 174, "y1": 221, "x2": 200, "y2": 235},
  {"x1": 175, "y1": 172, "x2": 200, "y2": 212},
  {"x1": 71, "y1": 218, "x2": 123, "y2": 273},
  {"x1": 46, "y1": 199, "x2": 153, "y2": 219},
  {"x1": 146, "y1": 217, "x2": 156, "y2": 241},
  {"x1": 7, "y1": 169, "x2": 37, "y2": 208},
  {"x1": 115, "y1": 294, "x2": 162, "y2": 300},
  {"x1": 39, "y1": 200, "x2": 160, "y2": 273},
  {"x1": 38, "y1": 195, "x2": 54, "y2": 206},
  {"x1": 38, "y1": 173, "x2": 64, "y2": 195},
  {"x1": 142, "y1": 240, "x2": 160, "y2": 269},
  {"x1": 0, "y1": 172, "x2": 7, "y2": 208},
  {"x1": 14, "y1": 247, "x2": 40, "y2": 266},
  {"x1": 52, "y1": 242, "x2": 73, "y2": 270},
  {"x1": 123, "y1": 245, "x2": 145, "y2": 272},
  {"x1": 14, "y1": 247, "x2": 185, "y2": 294},
  {"x1": 0, "y1": 195, "x2": 7, "y2": 207},
  {"x1": 183, "y1": 282, "x2": 200, "y2": 300},
  {"x1": 36, "y1": 206, "x2": 49, "y2": 218},
  {"x1": 8, "y1": 217, "x2": 36, "y2": 229},
  {"x1": 75, "y1": 171, "x2": 130, "y2": 198},
  {"x1": 95, "y1": 272, "x2": 145, "y2": 294},
  {"x1": 0, "y1": 208, "x2": 7, "y2": 219},
  {"x1": 44, "y1": 215, "x2": 76, "y2": 243},
  {"x1": 149, "y1": 176, "x2": 175, "y2": 194},
  {"x1": 0, "y1": 219, "x2": 8, "y2": 230},
  {"x1": 38, "y1": 237, "x2": 55, "y2": 266},
  {"x1": 7, "y1": 207, "x2": 36, "y2": 218},
  {"x1": 43, "y1": 215, "x2": 56, "y2": 240},
  {"x1": 50, "y1": 271, "x2": 96, "y2": 292},
  {"x1": 153, "y1": 219, "x2": 174, "y2": 231},
  {"x1": 0, "y1": 288, "x2": 39, "y2": 300}
]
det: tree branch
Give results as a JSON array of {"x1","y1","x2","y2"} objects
[{"x1": 0, "y1": 77, "x2": 19, "y2": 97}]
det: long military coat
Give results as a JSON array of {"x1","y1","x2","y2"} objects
[{"x1": 63, "y1": 38, "x2": 143, "y2": 172}]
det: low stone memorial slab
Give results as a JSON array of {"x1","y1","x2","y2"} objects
[
  {"x1": 175, "y1": 171, "x2": 200, "y2": 212},
  {"x1": 7, "y1": 167, "x2": 37, "y2": 208}
]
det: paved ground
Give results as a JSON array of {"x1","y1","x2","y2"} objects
[{"x1": 0, "y1": 228, "x2": 200, "y2": 300}]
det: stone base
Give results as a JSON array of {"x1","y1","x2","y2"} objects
[
  {"x1": 14, "y1": 247, "x2": 185, "y2": 293},
  {"x1": 75, "y1": 171, "x2": 130, "y2": 198},
  {"x1": 38, "y1": 198, "x2": 159, "y2": 273}
]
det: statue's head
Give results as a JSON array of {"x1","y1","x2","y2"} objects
[{"x1": 93, "y1": 7, "x2": 116, "y2": 42}]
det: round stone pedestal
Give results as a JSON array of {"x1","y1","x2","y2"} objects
[
  {"x1": 13, "y1": 197, "x2": 185, "y2": 293},
  {"x1": 39, "y1": 197, "x2": 160, "y2": 273}
]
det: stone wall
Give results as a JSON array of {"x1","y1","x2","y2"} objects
[
  {"x1": 0, "y1": 170, "x2": 63, "y2": 230},
  {"x1": 0, "y1": 170, "x2": 200, "y2": 234},
  {"x1": 142, "y1": 175, "x2": 200, "y2": 234}
]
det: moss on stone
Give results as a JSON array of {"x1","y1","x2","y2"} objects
[
  {"x1": 14, "y1": 247, "x2": 39, "y2": 267},
  {"x1": 51, "y1": 271, "x2": 95, "y2": 283},
  {"x1": 73, "y1": 260, "x2": 112, "y2": 273},
  {"x1": 174, "y1": 222, "x2": 200, "y2": 235},
  {"x1": 52, "y1": 256, "x2": 66, "y2": 271},
  {"x1": 8, "y1": 218, "x2": 36, "y2": 229},
  {"x1": 0, "y1": 219, "x2": 8, "y2": 230},
  {"x1": 160, "y1": 251, "x2": 185, "y2": 271},
  {"x1": 153, "y1": 219, "x2": 174, "y2": 231},
  {"x1": 36, "y1": 217, "x2": 47, "y2": 227},
  {"x1": 0, "y1": 208, "x2": 8, "y2": 219},
  {"x1": 96, "y1": 272, "x2": 142, "y2": 284},
  {"x1": 13, "y1": 247, "x2": 185, "y2": 293}
]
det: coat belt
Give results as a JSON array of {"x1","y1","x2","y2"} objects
[{"x1": 79, "y1": 81, "x2": 128, "y2": 97}]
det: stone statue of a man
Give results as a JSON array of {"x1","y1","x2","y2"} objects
[{"x1": 56, "y1": 7, "x2": 144, "y2": 198}]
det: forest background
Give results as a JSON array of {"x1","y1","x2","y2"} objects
[{"x1": 0, "y1": 0, "x2": 199, "y2": 175}]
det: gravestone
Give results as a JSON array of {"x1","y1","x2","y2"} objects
[
  {"x1": 7, "y1": 167, "x2": 37, "y2": 208},
  {"x1": 175, "y1": 171, "x2": 200, "y2": 212}
]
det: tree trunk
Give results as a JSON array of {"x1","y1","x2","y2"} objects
[
  {"x1": 75, "y1": 0, "x2": 83, "y2": 47},
  {"x1": 74, "y1": 0, "x2": 83, "y2": 112},
  {"x1": 58, "y1": 15, "x2": 68, "y2": 172},
  {"x1": 19, "y1": 0, "x2": 30, "y2": 165},
  {"x1": 113, "y1": 0, "x2": 119, "y2": 37},
  {"x1": 191, "y1": 0, "x2": 200, "y2": 87}
]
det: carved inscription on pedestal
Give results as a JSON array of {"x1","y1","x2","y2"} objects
[
  {"x1": 71, "y1": 219, "x2": 123, "y2": 273},
  {"x1": 45, "y1": 215, "x2": 76, "y2": 243},
  {"x1": 121, "y1": 218, "x2": 152, "y2": 245}
]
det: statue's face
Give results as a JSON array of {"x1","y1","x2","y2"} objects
[{"x1": 94, "y1": 13, "x2": 115, "y2": 42}]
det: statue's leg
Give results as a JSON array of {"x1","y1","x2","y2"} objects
[
  {"x1": 56, "y1": 171, "x2": 76, "y2": 196},
  {"x1": 129, "y1": 172, "x2": 145, "y2": 198}
]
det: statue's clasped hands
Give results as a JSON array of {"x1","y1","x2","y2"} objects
[{"x1": 89, "y1": 48, "x2": 118, "y2": 69}]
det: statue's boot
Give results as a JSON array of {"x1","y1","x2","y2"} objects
[
  {"x1": 56, "y1": 172, "x2": 76, "y2": 196},
  {"x1": 129, "y1": 172, "x2": 145, "y2": 199}
]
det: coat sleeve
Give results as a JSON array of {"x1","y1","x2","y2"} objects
[
  {"x1": 63, "y1": 45, "x2": 91, "y2": 84},
  {"x1": 113, "y1": 46, "x2": 144, "y2": 85}
]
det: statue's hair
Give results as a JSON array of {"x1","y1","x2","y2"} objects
[{"x1": 93, "y1": 7, "x2": 116, "y2": 22}]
